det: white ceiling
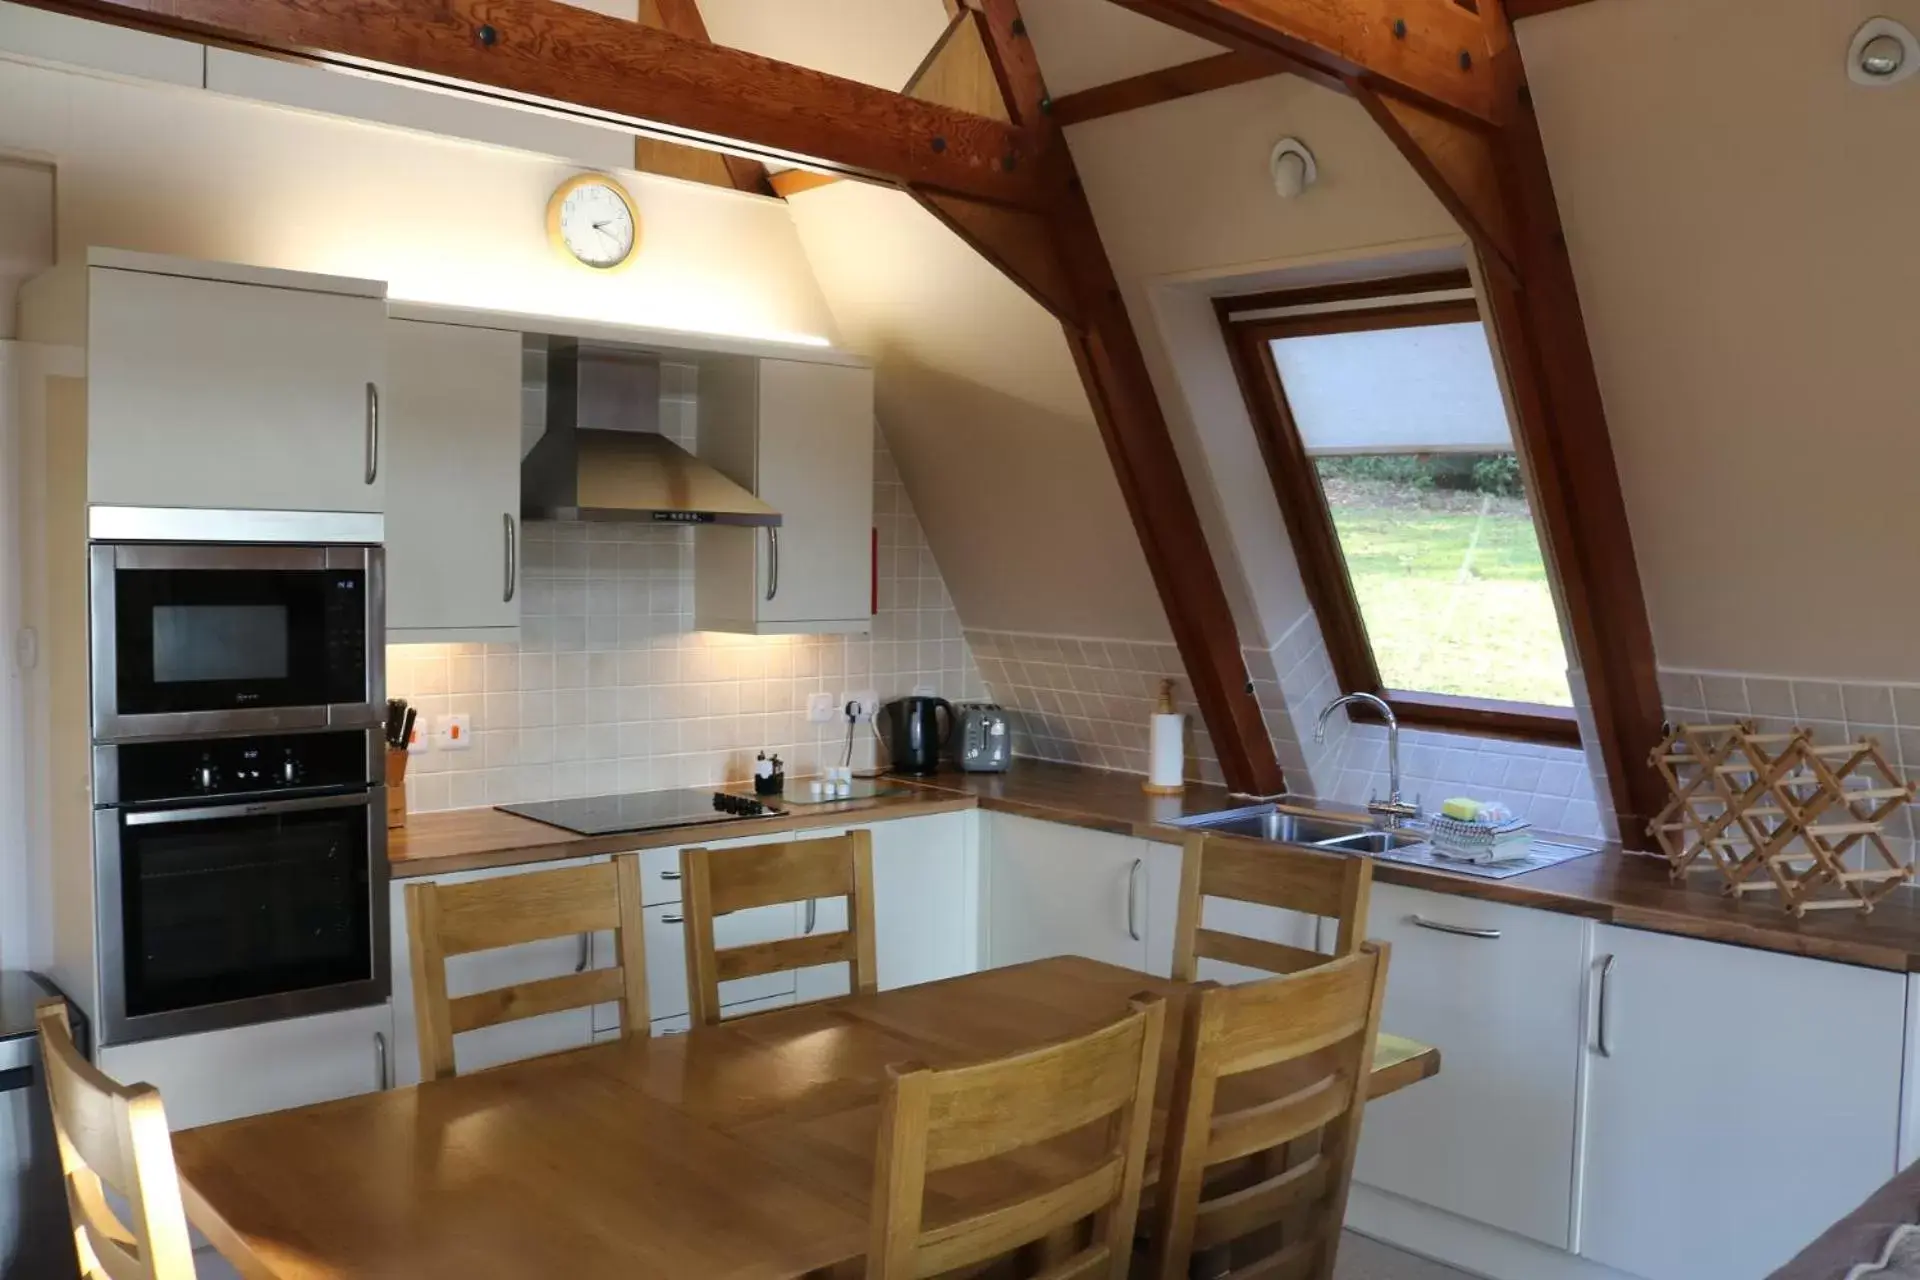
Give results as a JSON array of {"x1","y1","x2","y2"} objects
[
  {"x1": 689, "y1": 0, "x2": 1225, "y2": 101},
  {"x1": 698, "y1": 0, "x2": 952, "y2": 92},
  {"x1": 1019, "y1": 0, "x2": 1224, "y2": 97}
]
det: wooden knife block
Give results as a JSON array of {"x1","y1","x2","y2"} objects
[{"x1": 386, "y1": 749, "x2": 409, "y2": 830}]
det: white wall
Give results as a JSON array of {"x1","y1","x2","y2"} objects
[
  {"x1": 785, "y1": 180, "x2": 1179, "y2": 642},
  {"x1": 0, "y1": 158, "x2": 52, "y2": 339},
  {"x1": 0, "y1": 342, "x2": 23, "y2": 967},
  {"x1": 0, "y1": 51, "x2": 838, "y2": 345},
  {"x1": 1520, "y1": 0, "x2": 1920, "y2": 682},
  {"x1": 1066, "y1": 72, "x2": 1459, "y2": 648}
]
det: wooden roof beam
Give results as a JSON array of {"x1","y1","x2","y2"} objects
[
  {"x1": 1101, "y1": 0, "x2": 1506, "y2": 123},
  {"x1": 17, "y1": 0, "x2": 1042, "y2": 207},
  {"x1": 637, "y1": 0, "x2": 774, "y2": 197}
]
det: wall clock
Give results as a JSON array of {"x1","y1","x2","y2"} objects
[{"x1": 546, "y1": 173, "x2": 640, "y2": 271}]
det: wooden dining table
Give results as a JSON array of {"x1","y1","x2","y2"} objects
[{"x1": 175, "y1": 956, "x2": 1440, "y2": 1279}]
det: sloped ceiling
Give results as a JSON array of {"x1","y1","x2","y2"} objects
[
  {"x1": 708, "y1": 0, "x2": 1195, "y2": 644},
  {"x1": 1018, "y1": 0, "x2": 1225, "y2": 95},
  {"x1": 784, "y1": 180, "x2": 1172, "y2": 639}
]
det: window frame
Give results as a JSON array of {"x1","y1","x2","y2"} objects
[{"x1": 1217, "y1": 271, "x2": 1580, "y2": 746}]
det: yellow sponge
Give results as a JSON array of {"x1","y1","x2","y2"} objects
[{"x1": 1441, "y1": 797, "x2": 1482, "y2": 822}]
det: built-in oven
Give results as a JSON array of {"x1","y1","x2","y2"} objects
[
  {"x1": 90, "y1": 542, "x2": 383, "y2": 741},
  {"x1": 91, "y1": 730, "x2": 389, "y2": 1046}
]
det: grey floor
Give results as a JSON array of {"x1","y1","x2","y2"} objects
[{"x1": 1334, "y1": 1231, "x2": 1482, "y2": 1280}]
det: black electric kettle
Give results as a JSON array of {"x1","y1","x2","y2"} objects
[{"x1": 878, "y1": 696, "x2": 953, "y2": 776}]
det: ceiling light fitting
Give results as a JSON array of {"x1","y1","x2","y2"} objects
[
  {"x1": 1270, "y1": 138, "x2": 1317, "y2": 200},
  {"x1": 1849, "y1": 18, "x2": 1919, "y2": 85}
]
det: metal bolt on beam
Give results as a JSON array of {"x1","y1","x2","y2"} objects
[
  {"x1": 1010, "y1": 17, "x2": 1027, "y2": 36},
  {"x1": 476, "y1": 24, "x2": 497, "y2": 46},
  {"x1": 1393, "y1": 18, "x2": 1407, "y2": 38},
  {"x1": 1459, "y1": 49, "x2": 1473, "y2": 70},
  {"x1": 931, "y1": 136, "x2": 947, "y2": 153}
]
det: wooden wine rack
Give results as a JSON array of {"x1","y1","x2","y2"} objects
[{"x1": 1649, "y1": 722, "x2": 1917, "y2": 916}]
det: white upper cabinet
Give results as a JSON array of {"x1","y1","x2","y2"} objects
[
  {"x1": 383, "y1": 318, "x2": 522, "y2": 641},
  {"x1": 1352, "y1": 883, "x2": 1591, "y2": 1251},
  {"x1": 79, "y1": 255, "x2": 388, "y2": 512},
  {"x1": 695, "y1": 356, "x2": 874, "y2": 634},
  {"x1": 1578, "y1": 924, "x2": 1906, "y2": 1280}
]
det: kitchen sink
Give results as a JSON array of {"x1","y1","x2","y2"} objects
[
  {"x1": 1314, "y1": 829, "x2": 1421, "y2": 855},
  {"x1": 1171, "y1": 804, "x2": 1422, "y2": 855},
  {"x1": 1180, "y1": 809, "x2": 1365, "y2": 845}
]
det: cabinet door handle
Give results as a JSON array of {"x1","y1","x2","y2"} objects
[
  {"x1": 503, "y1": 513, "x2": 517, "y2": 603},
  {"x1": 1409, "y1": 914, "x2": 1501, "y2": 940},
  {"x1": 576, "y1": 932, "x2": 590, "y2": 973},
  {"x1": 765, "y1": 526, "x2": 780, "y2": 602},
  {"x1": 662, "y1": 914, "x2": 684, "y2": 925},
  {"x1": 659, "y1": 870, "x2": 682, "y2": 881},
  {"x1": 1127, "y1": 858, "x2": 1143, "y2": 943},
  {"x1": 364, "y1": 382, "x2": 380, "y2": 485},
  {"x1": 804, "y1": 899, "x2": 817, "y2": 935},
  {"x1": 1595, "y1": 953, "x2": 1616, "y2": 1058},
  {"x1": 373, "y1": 1030, "x2": 389, "y2": 1090}
]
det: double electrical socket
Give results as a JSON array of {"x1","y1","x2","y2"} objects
[{"x1": 807, "y1": 691, "x2": 883, "y2": 723}]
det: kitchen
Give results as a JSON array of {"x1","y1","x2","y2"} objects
[{"x1": 4, "y1": 3, "x2": 1920, "y2": 1280}]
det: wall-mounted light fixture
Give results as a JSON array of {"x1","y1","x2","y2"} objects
[
  {"x1": 1270, "y1": 138, "x2": 1318, "y2": 200},
  {"x1": 1849, "y1": 17, "x2": 1919, "y2": 86}
]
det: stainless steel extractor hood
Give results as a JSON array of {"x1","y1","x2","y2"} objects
[{"x1": 521, "y1": 342, "x2": 778, "y2": 526}]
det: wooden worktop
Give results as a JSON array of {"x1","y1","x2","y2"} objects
[{"x1": 391, "y1": 760, "x2": 1920, "y2": 972}]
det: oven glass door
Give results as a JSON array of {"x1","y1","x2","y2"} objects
[
  {"x1": 111, "y1": 564, "x2": 367, "y2": 717},
  {"x1": 117, "y1": 795, "x2": 375, "y2": 1020}
]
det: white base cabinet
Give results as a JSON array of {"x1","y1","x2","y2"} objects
[
  {"x1": 1353, "y1": 883, "x2": 1590, "y2": 1251},
  {"x1": 98, "y1": 1003, "x2": 394, "y2": 1130},
  {"x1": 1576, "y1": 924, "x2": 1906, "y2": 1280},
  {"x1": 983, "y1": 811, "x2": 1180, "y2": 975}
]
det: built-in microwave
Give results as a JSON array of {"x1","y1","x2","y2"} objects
[{"x1": 90, "y1": 542, "x2": 384, "y2": 741}]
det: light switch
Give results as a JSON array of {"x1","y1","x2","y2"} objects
[{"x1": 437, "y1": 713, "x2": 472, "y2": 750}]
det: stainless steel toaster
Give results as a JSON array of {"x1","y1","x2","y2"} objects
[{"x1": 953, "y1": 703, "x2": 1011, "y2": 773}]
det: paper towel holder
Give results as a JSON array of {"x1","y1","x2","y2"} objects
[{"x1": 1144, "y1": 677, "x2": 1187, "y2": 796}]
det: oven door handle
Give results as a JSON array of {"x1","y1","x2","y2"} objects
[{"x1": 123, "y1": 792, "x2": 373, "y2": 826}]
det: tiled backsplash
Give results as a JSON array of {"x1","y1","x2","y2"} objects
[
  {"x1": 387, "y1": 434, "x2": 982, "y2": 812},
  {"x1": 963, "y1": 630, "x2": 1223, "y2": 783}
]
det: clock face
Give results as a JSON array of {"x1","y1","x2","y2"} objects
[{"x1": 554, "y1": 179, "x2": 637, "y2": 269}]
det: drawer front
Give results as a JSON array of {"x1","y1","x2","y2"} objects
[
  {"x1": 643, "y1": 901, "x2": 799, "y2": 1022},
  {"x1": 640, "y1": 846, "x2": 683, "y2": 905},
  {"x1": 1352, "y1": 883, "x2": 1590, "y2": 1249}
]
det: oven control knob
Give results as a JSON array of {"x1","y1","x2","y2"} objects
[
  {"x1": 281, "y1": 754, "x2": 303, "y2": 786},
  {"x1": 194, "y1": 759, "x2": 220, "y2": 792}
]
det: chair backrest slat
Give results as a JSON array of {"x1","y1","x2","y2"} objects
[
  {"x1": 406, "y1": 852, "x2": 649, "y2": 1081},
  {"x1": 1172, "y1": 832, "x2": 1372, "y2": 983},
  {"x1": 867, "y1": 997, "x2": 1166, "y2": 1280},
  {"x1": 682, "y1": 831, "x2": 877, "y2": 1026},
  {"x1": 1152, "y1": 944, "x2": 1391, "y2": 1280},
  {"x1": 37, "y1": 1001, "x2": 198, "y2": 1280}
]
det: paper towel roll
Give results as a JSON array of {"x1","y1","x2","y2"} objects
[{"x1": 1147, "y1": 712, "x2": 1185, "y2": 792}]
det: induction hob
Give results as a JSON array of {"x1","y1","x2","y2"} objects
[{"x1": 498, "y1": 788, "x2": 783, "y2": 837}]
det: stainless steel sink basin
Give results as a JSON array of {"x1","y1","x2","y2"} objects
[
  {"x1": 1171, "y1": 803, "x2": 1422, "y2": 855},
  {"x1": 1173, "y1": 806, "x2": 1366, "y2": 846},
  {"x1": 1315, "y1": 829, "x2": 1421, "y2": 855}
]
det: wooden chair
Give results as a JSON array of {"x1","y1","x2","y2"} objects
[
  {"x1": 1150, "y1": 943, "x2": 1392, "y2": 1280},
  {"x1": 405, "y1": 852, "x2": 648, "y2": 1081},
  {"x1": 866, "y1": 996, "x2": 1167, "y2": 1280},
  {"x1": 680, "y1": 830, "x2": 877, "y2": 1027},
  {"x1": 36, "y1": 999, "x2": 198, "y2": 1280},
  {"x1": 1170, "y1": 831, "x2": 1373, "y2": 982}
]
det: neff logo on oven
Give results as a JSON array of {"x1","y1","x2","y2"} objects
[{"x1": 235, "y1": 692, "x2": 260, "y2": 703}]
